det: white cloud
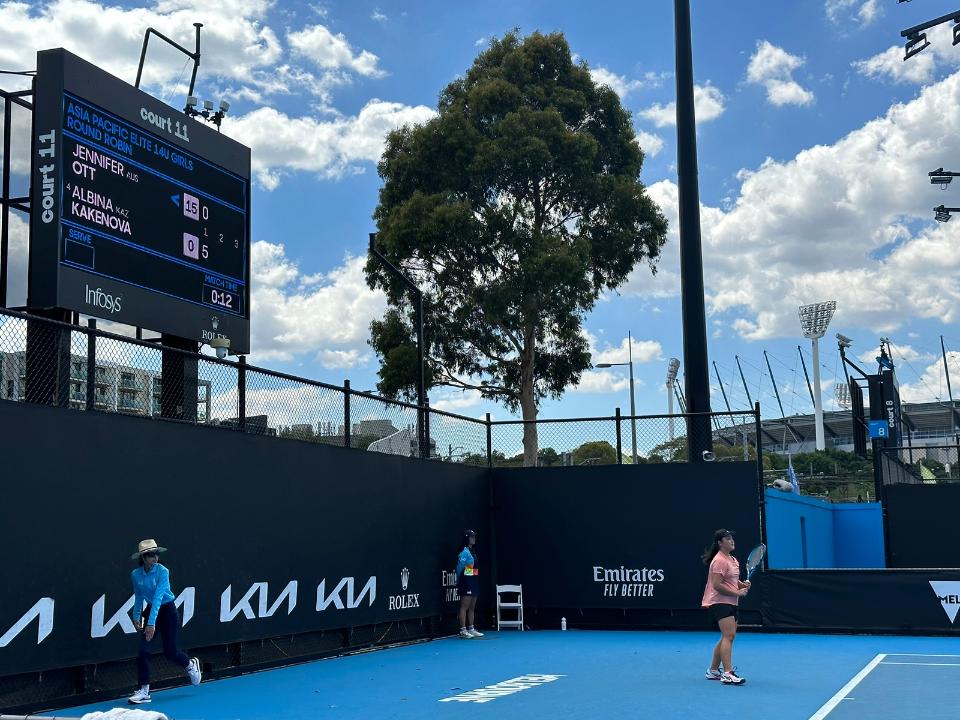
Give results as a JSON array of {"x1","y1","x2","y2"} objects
[
  {"x1": 640, "y1": 83, "x2": 725, "y2": 128},
  {"x1": 592, "y1": 336, "x2": 663, "y2": 366},
  {"x1": 0, "y1": 0, "x2": 400, "y2": 120},
  {"x1": 288, "y1": 24, "x2": 384, "y2": 77},
  {"x1": 746, "y1": 41, "x2": 814, "y2": 107},
  {"x1": 317, "y1": 349, "x2": 366, "y2": 368},
  {"x1": 223, "y1": 100, "x2": 436, "y2": 188},
  {"x1": 854, "y1": 45, "x2": 937, "y2": 85},
  {"x1": 1, "y1": 212, "x2": 29, "y2": 307},
  {"x1": 0, "y1": 108, "x2": 32, "y2": 175},
  {"x1": 635, "y1": 130, "x2": 664, "y2": 157},
  {"x1": 370, "y1": 8, "x2": 387, "y2": 23},
  {"x1": 826, "y1": 0, "x2": 882, "y2": 25},
  {"x1": 897, "y1": 352, "x2": 960, "y2": 403},
  {"x1": 475, "y1": 37, "x2": 487, "y2": 47},
  {"x1": 569, "y1": 370, "x2": 631, "y2": 394},
  {"x1": 0, "y1": 0, "x2": 284, "y2": 99},
  {"x1": 589, "y1": 67, "x2": 667, "y2": 99},
  {"x1": 431, "y1": 389, "x2": 484, "y2": 413},
  {"x1": 856, "y1": 343, "x2": 934, "y2": 366},
  {"x1": 624, "y1": 69, "x2": 960, "y2": 343},
  {"x1": 249, "y1": 243, "x2": 386, "y2": 367}
]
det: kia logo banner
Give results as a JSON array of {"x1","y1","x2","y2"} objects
[{"x1": 0, "y1": 401, "x2": 490, "y2": 675}]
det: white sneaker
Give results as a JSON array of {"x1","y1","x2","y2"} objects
[
  {"x1": 458, "y1": 629, "x2": 473, "y2": 639},
  {"x1": 128, "y1": 687, "x2": 151, "y2": 704},
  {"x1": 187, "y1": 657, "x2": 202, "y2": 686},
  {"x1": 705, "y1": 668, "x2": 722, "y2": 680},
  {"x1": 721, "y1": 670, "x2": 745, "y2": 685},
  {"x1": 468, "y1": 628, "x2": 484, "y2": 638}
]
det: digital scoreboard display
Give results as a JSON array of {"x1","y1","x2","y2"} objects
[{"x1": 30, "y1": 49, "x2": 251, "y2": 352}]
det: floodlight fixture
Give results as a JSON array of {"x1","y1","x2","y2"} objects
[
  {"x1": 930, "y1": 168, "x2": 960, "y2": 187},
  {"x1": 184, "y1": 96, "x2": 232, "y2": 131},
  {"x1": 934, "y1": 205, "x2": 960, "y2": 223},
  {"x1": 835, "y1": 382, "x2": 852, "y2": 409},
  {"x1": 799, "y1": 301, "x2": 836, "y2": 451},
  {"x1": 666, "y1": 357, "x2": 680, "y2": 385},
  {"x1": 666, "y1": 357, "x2": 680, "y2": 440},
  {"x1": 836, "y1": 333, "x2": 854, "y2": 349},
  {"x1": 901, "y1": 11, "x2": 960, "y2": 60},
  {"x1": 904, "y1": 32, "x2": 931, "y2": 59},
  {"x1": 798, "y1": 301, "x2": 837, "y2": 340}
]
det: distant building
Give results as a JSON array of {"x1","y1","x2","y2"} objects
[
  {"x1": 0, "y1": 351, "x2": 211, "y2": 421},
  {"x1": 717, "y1": 401, "x2": 959, "y2": 465}
]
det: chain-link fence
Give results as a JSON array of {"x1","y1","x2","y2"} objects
[
  {"x1": 882, "y1": 445, "x2": 960, "y2": 484},
  {"x1": 489, "y1": 409, "x2": 759, "y2": 467},
  {"x1": 0, "y1": 307, "x2": 760, "y2": 467}
]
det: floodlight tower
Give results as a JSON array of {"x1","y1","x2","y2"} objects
[
  {"x1": 799, "y1": 301, "x2": 837, "y2": 451},
  {"x1": 666, "y1": 358, "x2": 681, "y2": 440}
]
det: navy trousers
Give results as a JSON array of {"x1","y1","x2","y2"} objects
[{"x1": 138, "y1": 601, "x2": 189, "y2": 685}]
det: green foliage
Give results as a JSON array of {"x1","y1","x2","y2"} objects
[
  {"x1": 645, "y1": 435, "x2": 765, "y2": 466},
  {"x1": 366, "y1": 30, "x2": 667, "y2": 464},
  {"x1": 368, "y1": 309, "x2": 433, "y2": 401},
  {"x1": 537, "y1": 447, "x2": 562, "y2": 466},
  {"x1": 571, "y1": 440, "x2": 618, "y2": 466},
  {"x1": 766, "y1": 448, "x2": 873, "y2": 476}
]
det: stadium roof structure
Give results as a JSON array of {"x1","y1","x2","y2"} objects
[{"x1": 717, "y1": 400, "x2": 960, "y2": 454}]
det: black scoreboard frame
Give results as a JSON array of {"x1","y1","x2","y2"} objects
[{"x1": 29, "y1": 48, "x2": 251, "y2": 353}]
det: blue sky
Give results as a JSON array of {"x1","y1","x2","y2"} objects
[{"x1": 3, "y1": 0, "x2": 960, "y2": 424}]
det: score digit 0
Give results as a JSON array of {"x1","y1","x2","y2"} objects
[
  {"x1": 183, "y1": 233, "x2": 209, "y2": 260},
  {"x1": 183, "y1": 232, "x2": 199, "y2": 260}
]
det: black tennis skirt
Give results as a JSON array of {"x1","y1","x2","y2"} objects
[{"x1": 458, "y1": 575, "x2": 480, "y2": 597}]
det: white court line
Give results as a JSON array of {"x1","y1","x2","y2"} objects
[
  {"x1": 881, "y1": 661, "x2": 960, "y2": 666},
  {"x1": 885, "y1": 653, "x2": 960, "y2": 657},
  {"x1": 808, "y1": 654, "x2": 886, "y2": 720}
]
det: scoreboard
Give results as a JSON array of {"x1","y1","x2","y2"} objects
[{"x1": 30, "y1": 49, "x2": 251, "y2": 353}]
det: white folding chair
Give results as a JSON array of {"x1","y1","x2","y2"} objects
[{"x1": 496, "y1": 584, "x2": 524, "y2": 630}]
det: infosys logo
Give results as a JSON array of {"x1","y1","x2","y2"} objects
[{"x1": 84, "y1": 285, "x2": 122, "y2": 314}]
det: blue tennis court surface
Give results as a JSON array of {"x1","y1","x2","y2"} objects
[{"x1": 60, "y1": 631, "x2": 960, "y2": 720}]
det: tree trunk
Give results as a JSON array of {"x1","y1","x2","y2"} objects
[{"x1": 519, "y1": 337, "x2": 538, "y2": 467}]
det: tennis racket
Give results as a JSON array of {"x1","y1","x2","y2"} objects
[{"x1": 744, "y1": 543, "x2": 766, "y2": 581}]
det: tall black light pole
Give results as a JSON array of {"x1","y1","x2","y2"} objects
[
  {"x1": 368, "y1": 232, "x2": 428, "y2": 458},
  {"x1": 674, "y1": 0, "x2": 713, "y2": 461}
]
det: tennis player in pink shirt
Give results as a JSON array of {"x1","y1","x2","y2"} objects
[{"x1": 701, "y1": 529, "x2": 750, "y2": 685}]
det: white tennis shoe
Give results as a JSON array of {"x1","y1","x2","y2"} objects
[
  {"x1": 721, "y1": 670, "x2": 745, "y2": 685},
  {"x1": 468, "y1": 628, "x2": 484, "y2": 638},
  {"x1": 128, "y1": 686, "x2": 151, "y2": 704},
  {"x1": 458, "y1": 628, "x2": 473, "y2": 639},
  {"x1": 187, "y1": 657, "x2": 202, "y2": 685},
  {"x1": 705, "y1": 668, "x2": 722, "y2": 680}
]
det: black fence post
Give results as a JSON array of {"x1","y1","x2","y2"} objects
[
  {"x1": 486, "y1": 413, "x2": 493, "y2": 468},
  {"x1": 423, "y1": 398, "x2": 431, "y2": 459},
  {"x1": 237, "y1": 356, "x2": 246, "y2": 433},
  {"x1": 615, "y1": 407, "x2": 623, "y2": 464},
  {"x1": 1, "y1": 95, "x2": 10, "y2": 308},
  {"x1": 754, "y1": 402, "x2": 767, "y2": 557},
  {"x1": 85, "y1": 319, "x2": 96, "y2": 411},
  {"x1": 344, "y1": 379, "x2": 351, "y2": 449}
]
